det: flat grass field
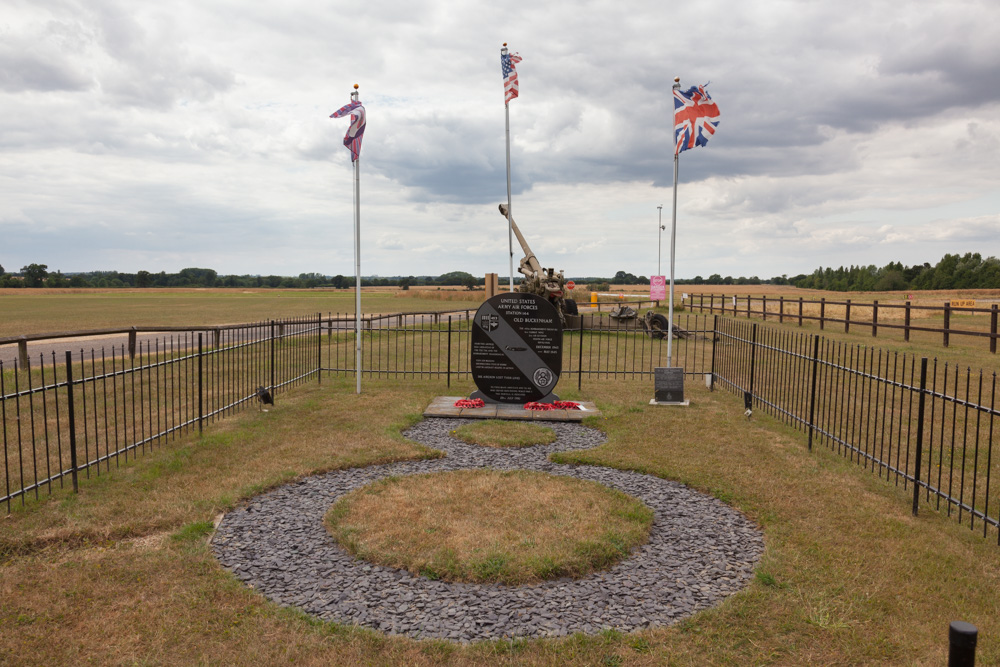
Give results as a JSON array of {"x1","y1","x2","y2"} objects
[
  {"x1": 0, "y1": 287, "x2": 486, "y2": 338},
  {"x1": 2, "y1": 377, "x2": 998, "y2": 664}
]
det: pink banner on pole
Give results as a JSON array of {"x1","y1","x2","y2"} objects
[{"x1": 650, "y1": 275, "x2": 666, "y2": 300}]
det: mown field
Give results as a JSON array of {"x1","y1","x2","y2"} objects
[
  {"x1": 1, "y1": 376, "x2": 998, "y2": 664},
  {"x1": 0, "y1": 288, "x2": 487, "y2": 339}
]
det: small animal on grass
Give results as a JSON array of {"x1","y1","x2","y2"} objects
[{"x1": 255, "y1": 386, "x2": 274, "y2": 411}]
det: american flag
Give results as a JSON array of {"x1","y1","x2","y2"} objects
[
  {"x1": 329, "y1": 100, "x2": 366, "y2": 162},
  {"x1": 501, "y1": 51, "x2": 522, "y2": 104},
  {"x1": 673, "y1": 84, "x2": 720, "y2": 155}
]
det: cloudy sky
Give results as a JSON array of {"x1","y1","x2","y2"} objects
[{"x1": 2, "y1": 0, "x2": 998, "y2": 281}]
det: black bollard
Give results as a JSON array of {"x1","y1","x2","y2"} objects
[{"x1": 949, "y1": 621, "x2": 977, "y2": 667}]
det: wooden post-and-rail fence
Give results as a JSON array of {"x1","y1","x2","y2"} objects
[{"x1": 685, "y1": 293, "x2": 1000, "y2": 352}]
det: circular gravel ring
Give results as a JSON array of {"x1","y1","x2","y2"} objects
[{"x1": 212, "y1": 419, "x2": 764, "y2": 641}]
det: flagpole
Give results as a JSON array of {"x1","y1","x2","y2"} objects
[
  {"x1": 351, "y1": 84, "x2": 362, "y2": 394},
  {"x1": 502, "y1": 44, "x2": 515, "y2": 293},
  {"x1": 668, "y1": 77, "x2": 681, "y2": 368}
]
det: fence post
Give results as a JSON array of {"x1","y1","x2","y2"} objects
[
  {"x1": 913, "y1": 357, "x2": 928, "y2": 515},
  {"x1": 845, "y1": 299, "x2": 851, "y2": 333},
  {"x1": 709, "y1": 315, "x2": 718, "y2": 391},
  {"x1": 943, "y1": 302, "x2": 951, "y2": 348},
  {"x1": 762, "y1": 296, "x2": 767, "y2": 322},
  {"x1": 820, "y1": 298, "x2": 826, "y2": 330},
  {"x1": 991, "y1": 305, "x2": 997, "y2": 354},
  {"x1": 949, "y1": 621, "x2": 978, "y2": 667},
  {"x1": 269, "y1": 320, "x2": 276, "y2": 398},
  {"x1": 748, "y1": 323, "x2": 759, "y2": 402},
  {"x1": 872, "y1": 300, "x2": 878, "y2": 337},
  {"x1": 17, "y1": 338, "x2": 28, "y2": 368},
  {"x1": 779, "y1": 296, "x2": 784, "y2": 323},
  {"x1": 64, "y1": 351, "x2": 79, "y2": 494},
  {"x1": 578, "y1": 316, "x2": 584, "y2": 391},
  {"x1": 447, "y1": 316, "x2": 452, "y2": 388},
  {"x1": 317, "y1": 312, "x2": 322, "y2": 384},
  {"x1": 798, "y1": 297, "x2": 803, "y2": 326},
  {"x1": 198, "y1": 333, "x2": 204, "y2": 434},
  {"x1": 128, "y1": 328, "x2": 137, "y2": 360},
  {"x1": 905, "y1": 301, "x2": 911, "y2": 342},
  {"x1": 746, "y1": 295, "x2": 751, "y2": 319},
  {"x1": 807, "y1": 335, "x2": 820, "y2": 451}
]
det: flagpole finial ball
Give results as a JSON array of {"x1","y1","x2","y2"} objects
[
  {"x1": 353, "y1": 83, "x2": 359, "y2": 89},
  {"x1": 503, "y1": 42, "x2": 507, "y2": 46},
  {"x1": 674, "y1": 77, "x2": 680, "y2": 83}
]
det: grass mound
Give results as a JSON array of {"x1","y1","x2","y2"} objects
[
  {"x1": 450, "y1": 420, "x2": 557, "y2": 448},
  {"x1": 326, "y1": 469, "x2": 652, "y2": 585}
]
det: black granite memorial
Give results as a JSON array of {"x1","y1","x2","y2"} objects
[
  {"x1": 651, "y1": 366, "x2": 688, "y2": 406},
  {"x1": 470, "y1": 293, "x2": 562, "y2": 404}
]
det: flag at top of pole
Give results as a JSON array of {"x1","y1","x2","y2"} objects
[
  {"x1": 330, "y1": 88, "x2": 366, "y2": 161},
  {"x1": 501, "y1": 45, "x2": 522, "y2": 104},
  {"x1": 673, "y1": 84, "x2": 720, "y2": 155}
]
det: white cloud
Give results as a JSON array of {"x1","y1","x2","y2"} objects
[{"x1": 1, "y1": 0, "x2": 999, "y2": 281}]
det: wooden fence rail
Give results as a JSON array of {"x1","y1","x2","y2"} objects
[{"x1": 685, "y1": 293, "x2": 1000, "y2": 353}]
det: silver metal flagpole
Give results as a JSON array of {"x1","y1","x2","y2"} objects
[
  {"x1": 502, "y1": 43, "x2": 515, "y2": 292},
  {"x1": 668, "y1": 77, "x2": 680, "y2": 368},
  {"x1": 351, "y1": 84, "x2": 362, "y2": 394}
]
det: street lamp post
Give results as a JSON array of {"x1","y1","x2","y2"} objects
[{"x1": 657, "y1": 205, "x2": 664, "y2": 276}]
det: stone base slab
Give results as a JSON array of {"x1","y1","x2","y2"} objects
[{"x1": 424, "y1": 396, "x2": 600, "y2": 422}]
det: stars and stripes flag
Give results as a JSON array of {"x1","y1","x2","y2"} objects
[
  {"x1": 501, "y1": 51, "x2": 522, "y2": 104},
  {"x1": 673, "y1": 84, "x2": 720, "y2": 154},
  {"x1": 329, "y1": 99, "x2": 366, "y2": 161}
]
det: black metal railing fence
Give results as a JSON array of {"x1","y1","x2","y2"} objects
[
  {"x1": 4, "y1": 309, "x2": 999, "y2": 545},
  {"x1": 1, "y1": 315, "x2": 322, "y2": 510},
  {"x1": 712, "y1": 315, "x2": 1000, "y2": 542}
]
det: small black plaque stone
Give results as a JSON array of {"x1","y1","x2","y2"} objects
[
  {"x1": 654, "y1": 367, "x2": 685, "y2": 403},
  {"x1": 470, "y1": 293, "x2": 562, "y2": 404}
]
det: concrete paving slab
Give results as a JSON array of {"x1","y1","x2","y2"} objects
[{"x1": 423, "y1": 397, "x2": 601, "y2": 421}]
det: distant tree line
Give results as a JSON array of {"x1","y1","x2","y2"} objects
[
  {"x1": 3, "y1": 253, "x2": 997, "y2": 292},
  {"x1": 784, "y1": 253, "x2": 1000, "y2": 291},
  {"x1": 608, "y1": 253, "x2": 1000, "y2": 291},
  {"x1": 0, "y1": 265, "x2": 487, "y2": 290}
]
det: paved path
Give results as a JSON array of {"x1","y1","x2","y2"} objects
[{"x1": 212, "y1": 418, "x2": 764, "y2": 641}]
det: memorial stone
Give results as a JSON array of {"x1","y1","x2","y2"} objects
[
  {"x1": 470, "y1": 293, "x2": 562, "y2": 404},
  {"x1": 653, "y1": 366, "x2": 687, "y2": 405}
]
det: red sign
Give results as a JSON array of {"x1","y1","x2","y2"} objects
[
  {"x1": 565, "y1": 281, "x2": 575, "y2": 290},
  {"x1": 650, "y1": 275, "x2": 666, "y2": 301}
]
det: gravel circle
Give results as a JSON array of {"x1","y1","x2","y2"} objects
[{"x1": 212, "y1": 418, "x2": 764, "y2": 641}]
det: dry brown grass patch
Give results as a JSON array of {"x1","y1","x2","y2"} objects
[
  {"x1": 326, "y1": 469, "x2": 652, "y2": 585},
  {"x1": 451, "y1": 420, "x2": 557, "y2": 448}
]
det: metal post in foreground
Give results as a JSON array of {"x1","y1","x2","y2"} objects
[
  {"x1": 502, "y1": 44, "x2": 515, "y2": 293},
  {"x1": 913, "y1": 357, "x2": 928, "y2": 514},
  {"x1": 667, "y1": 79, "x2": 681, "y2": 368},
  {"x1": 949, "y1": 621, "x2": 977, "y2": 666},
  {"x1": 64, "y1": 351, "x2": 79, "y2": 494},
  {"x1": 197, "y1": 333, "x2": 204, "y2": 434},
  {"x1": 352, "y1": 88, "x2": 363, "y2": 394},
  {"x1": 807, "y1": 335, "x2": 820, "y2": 450}
]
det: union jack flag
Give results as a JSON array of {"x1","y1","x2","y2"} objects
[
  {"x1": 501, "y1": 50, "x2": 522, "y2": 104},
  {"x1": 329, "y1": 99, "x2": 366, "y2": 162},
  {"x1": 673, "y1": 84, "x2": 720, "y2": 155}
]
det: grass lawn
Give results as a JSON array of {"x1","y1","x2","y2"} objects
[
  {"x1": 2, "y1": 375, "x2": 998, "y2": 664},
  {"x1": 0, "y1": 288, "x2": 485, "y2": 339}
]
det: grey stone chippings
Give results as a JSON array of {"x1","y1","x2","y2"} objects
[{"x1": 212, "y1": 418, "x2": 764, "y2": 642}]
